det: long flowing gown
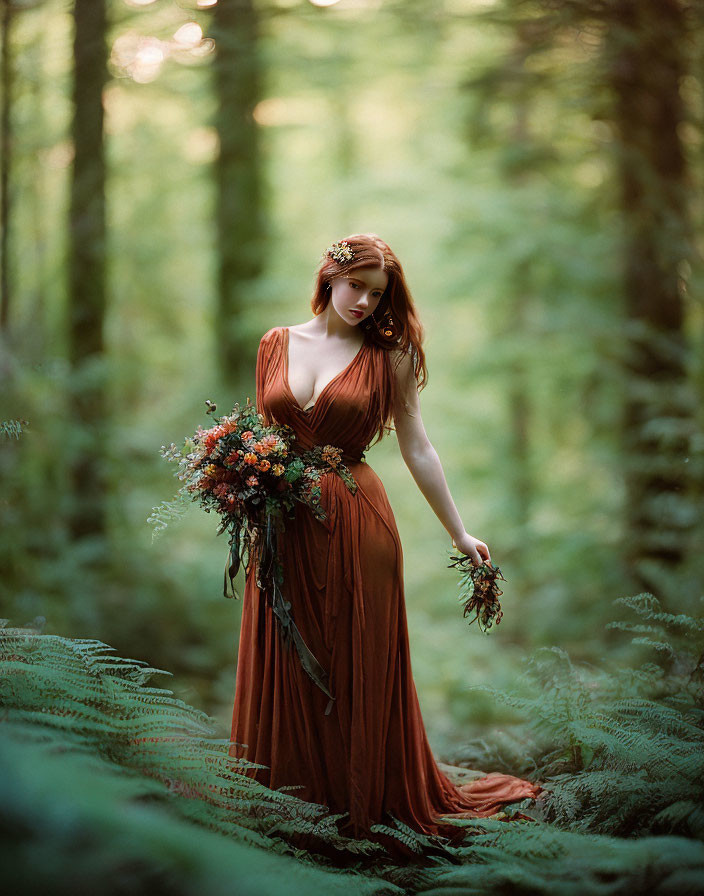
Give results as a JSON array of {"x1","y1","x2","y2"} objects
[{"x1": 229, "y1": 326, "x2": 542, "y2": 852}]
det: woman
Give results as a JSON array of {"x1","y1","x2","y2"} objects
[{"x1": 229, "y1": 233, "x2": 542, "y2": 853}]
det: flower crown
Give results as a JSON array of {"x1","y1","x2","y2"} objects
[{"x1": 324, "y1": 240, "x2": 355, "y2": 264}]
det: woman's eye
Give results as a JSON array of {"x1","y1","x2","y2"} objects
[{"x1": 350, "y1": 282, "x2": 359, "y2": 289}]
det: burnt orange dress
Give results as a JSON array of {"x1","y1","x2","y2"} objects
[{"x1": 229, "y1": 326, "x2": 542, "y2": 849}]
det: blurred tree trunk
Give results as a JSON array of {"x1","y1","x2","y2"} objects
[
  {"x1": 503, "y1": 32, "x2": 535, "y2": 542},
  {"x1": 67, "y1": 0, "x2": 108, "y2": 540},
  {"x1": 210, "y1": 0, "x2": 265, "y2": 392},
  {"x1": 604, "y1": 0, "x2": 698, "y2": 594},
  {"x1": 27, "y1": 25, "x2": 49, "y2": 356},
  {"x1": 0, "y1": 0, "x2": 13, "y2": 333},
  {"x1": 463, "y1": 22, "x2": 537, "y2": 568}
]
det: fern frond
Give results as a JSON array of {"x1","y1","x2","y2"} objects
[
  {"x1": 611, "y1": 593, "x2": 704, "y2": 635},
  {"x1": 449, "y1": 594, "x2": 704, "y2": 843},
  {"x1": 368, "y1": 821, "x2": 425, "y2": 854}
]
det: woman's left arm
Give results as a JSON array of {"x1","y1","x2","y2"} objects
[{"x1": 391, "y1": 349, "x2": 491, "y2": 567}]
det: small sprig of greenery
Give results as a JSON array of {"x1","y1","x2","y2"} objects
[
  {"x1": 1, "y1": 418, "x2": 29, "y2": 439},
  {"x1": 448, "y1": 552, "x2": 506, "y2": 632}
]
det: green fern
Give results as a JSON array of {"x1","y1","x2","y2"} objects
[
  {"x1": 0, "y1": 620, "x2": 459, "y2": 874},
  {"x1": 0, "y1": 623, "x2": 345, "y2": 845},
  {"x1": 416, "y1": 825, "x2": 704, "y2": 895},
  {"x1": 457, "y1": 593, "x2": 704, "y2": 840},
  {"x1": 368, "y1": 822, "x2": 426, "y2": 856},
  {"x1": 3, "y1": 618, "x2": 704, "y2": 892}
]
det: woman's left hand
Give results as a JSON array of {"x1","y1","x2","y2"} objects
[{"x1": 452, "y1": 532, "x2": 492, "y2": 567}]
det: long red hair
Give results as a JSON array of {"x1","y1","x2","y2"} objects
[{"x1": 310, "y1": 233, "x2": 428, "y2": 445}]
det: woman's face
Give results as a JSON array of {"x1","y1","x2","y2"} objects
[{"x1": 329, "y1": 265, "x2": 388, "y2": 327}]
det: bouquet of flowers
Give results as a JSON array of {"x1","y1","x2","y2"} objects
[
  {"x1": 447, "y1": 552, "x2": 506, "y2": 633},
  {"x1": 150, "y1": 397, "x2": 358, "y2": 714}
]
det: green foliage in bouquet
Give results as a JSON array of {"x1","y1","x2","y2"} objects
[{"x1": 149, "y1": 398, "x2": 356, "y2": 554}]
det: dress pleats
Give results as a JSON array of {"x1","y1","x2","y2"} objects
[{"x1": 229, "y1": 327, "x2": 542, "y2": 850}]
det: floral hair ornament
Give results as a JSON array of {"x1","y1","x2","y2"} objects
[{"x1": 325, "y1": 240, "x2": 355, "y2": 264}]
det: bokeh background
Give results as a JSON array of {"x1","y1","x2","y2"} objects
[{"x1": 2, "y1": 0, "x2": 703, "y2": 764}]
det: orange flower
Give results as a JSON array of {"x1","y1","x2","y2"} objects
[
  {"x1": 241, "y1": 430, "x2": 254, "y2": 441},
  {"x1": 220, "y1": 418, "x2": 239, "y2": 434},
  {"x1": 257, "y1": 434, "x2": 278, "y2": 455},
  {"x1": 246, "y1": 475, "x2": 259, "y2": 487},
  {"x1": 203, "y1": 424, "x2": 227, "y2": 450},
  {"x1": 271, "y1": 463, "x2": 285, "y2": 477},
  {"x1": 257, "y1": 459, "x2": 271, "y2": 472},
  {"x1": 243, "y1": 452, "x2": 258, "y2": 465},
  {"x1": 321, "y1": 445, "x2": 342, "y2": 467}
]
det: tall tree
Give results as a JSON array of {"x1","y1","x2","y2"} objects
[
  {"x1": 604, "y1": 0, "x2": 698, "y2": 593},
  {"x1": 0, "y1": 0, "x2": 14, "y2": 333},
  {"x1": 501, "y1": 24, "x2": 542, "y2": 543},
  {"x1": 210, "y1": 0, "x2": 266, "y2": 391},
  {"x1": 67, "y1": 0, "x2": 108, "y2": 540},
  {"x1": 465, "y1": 0, "x2": 701, "y2": 598}
]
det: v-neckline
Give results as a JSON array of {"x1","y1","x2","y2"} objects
[{"x1": 282, "y1": 326, "x2": 367, "y2": 414}]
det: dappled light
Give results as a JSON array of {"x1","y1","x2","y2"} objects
[
  {"x1": 111, "y1": 33, "x2": 165, "y2": 83},
  {"x1": 173, "y1": 21, "x2": 203, "y2": 47}
]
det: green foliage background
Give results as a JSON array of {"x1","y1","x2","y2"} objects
[{"x1": 1, "y1": 0, "x2": 704, "y2": 887}]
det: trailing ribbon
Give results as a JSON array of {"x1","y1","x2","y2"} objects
[
  {"x1": 223, "y1": 516, "x2": 336, "y2": 716},
  {"x1": 223, "y1": 527, "x2": 242, "y2": 600}
]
